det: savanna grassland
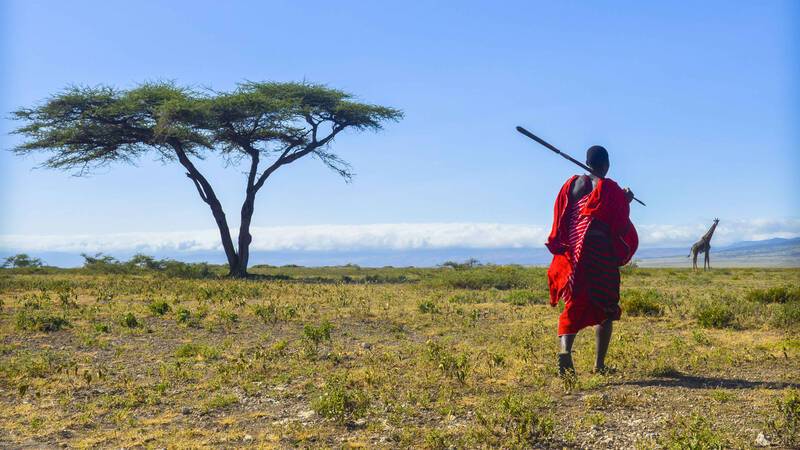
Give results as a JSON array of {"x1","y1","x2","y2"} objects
[{"x1": 0, "y1": 264, "x2": 798, "y2": 449}]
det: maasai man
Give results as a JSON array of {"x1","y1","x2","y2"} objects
[{"x1": 545, "y1": 145, "x2": 638, "y2": 376}]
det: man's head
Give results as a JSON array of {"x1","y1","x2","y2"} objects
[{"x1": 586, "y1": 145, "x2": 609, "y2": 177}]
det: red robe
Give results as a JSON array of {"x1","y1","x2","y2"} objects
[{"x1": 546, "y1": 176, "x2": 638, "y2": 334}]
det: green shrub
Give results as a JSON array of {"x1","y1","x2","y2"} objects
[
  {"x1": 425, "y1": 340, "x2": 470, "y2": 384},
  {"x1": 433, "y1": 266, "x2": 537, "y2": 290},
  {"x1": 504, "y1": 289, "x2": 541, "y2": 306},
  {"x1": 15, "y1": 310, "x2": 70, "y2": 332},
  {"x1": 747, "y1": 286, "x2": 800, "y2": 304},
  {"x1": 161, "y1": 260, "x2": 216, "y2": 279},
  {"x1": 449, "y1": 292, "x2": 490, "y2": 304},
  {"x1": 0, "y1": 350, "x2": 71, "y2": 380},
  {"x1": 772, "y1": 302, "x2": 800, "y2": 329},
  {"x1": 311, "y1": 374, "x2": 369, "y2": 422},
  {"x1": 621, "y1": 289, "x2": 664, "y2": 316},
  {"x1": 660, "y1": 414, "x2": 728, "y2": 449},
  {"x1": 201, "y1": 393, "x2": 238, "y2": 412},
  {"x1": 253, "y1": 303, "x2": 278, "y2": 324},
  {"x1": 176, "y1": 307, "x2": 191, "y2": 323},
  {"x1": 418, "y1": 299, "x2": 440, "y2": 314},
  {"x1": 147, "y1": 299, "x2": 171, "y2": 316},
  {"x1": 476, "y1": 394, "x2": 554, "y2": 446},
  {"x1": 768, "y1": 389, "x2": 800, "y2": 447},
  {"x1": 80, "y1": 253, "x2": 127, "y2": 274},
  {"x1": 303, "y1": 321, "x2": 333, "y2": 351},
  {"x1": 2, "y1": 253, "x2": 43, "y2": 268},
  {"x1": 119, "y1": 312, "x2": 141, "y2": 328},
  {"x1": 175, "y1": 343, "x2": 220, "y2": 360},
  {"x1": 694, "y1": 301, "x2": 735, "y2": 329},
  {"x1": 175, "y1": 307, "x2": 205, "y2": 327}
]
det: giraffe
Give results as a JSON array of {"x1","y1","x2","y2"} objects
[{"x1": 688, "y1": 218, "x2": 720, "y2": 271}]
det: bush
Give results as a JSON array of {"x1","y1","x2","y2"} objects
[
  {"x1": 425, "y1": 340, "x2": 470, "y2": 384},
  {"x1": 176, "y1": 308, "x2": 191, "y2": 323},
  {"x1": 768, "y1": 389, "x2": 800, "y2": 447},
  {"x1": 747, "y1": 286, "x2": 800, "y2": 304},
  {"x1": 448, "y1": 292, "x2": 490, "y2": 304},
  {"x1": 119, "y1": 312, "x2": 141, "y2": 328},
  {"x1": 81, "y1": 253, "x2": 127, "y2": 274},
  {"x1": 433, "y1": 266, "x2": 537, "y2": 290},
  {"x1": 476, "y1": 394, "x2": 554, "y2": 446},
  {"x1": 504, "y1": 289, "x2": 542, "y2": 306},
  {"x1": 440, "y1": 258, "x2": 481, "y2": 270},
  {"x1": 772, "y1": 302, "x2": 800, "y2": 329},
  {"x1": 161, "y1": 260, "x2": 216, "y2": 279},
  {"x1": 253, "y1": 303, "x2": 278, "y2": 324},
  {"x1": 201, "y1": 393, "x2": 238, "y2": 412},
  {"x1": 303, "y1": 321, "x2": 333, "y2": 348},
  {"x1": 147, "y1": 300, "x2": 171, "y2": 316},
  {"x1": 660, "y1": 414, "x2": 728, "y2": 449},
  {"x1": 312, "y1": 374, "x2": 369, "y2": 422},
  {"x1": 2, "y1": 254, "x2": 43, "y2": 268},
  {"x1": 79, "y1": 253, "x2": 219, "y2": 278},
  {"x1": 15, "y1": 310, "x2": 70, "y2": 332},
  {"x1": 418, "y1": 299, "x2": 440, "y2": 314},
  {"x1": 175, "y1": 307, "x2": 203, "y2": 327},
  {"x1": 175, "y1": 343, "x2": 220, "y2": 360},
  {"x1": 694, "y1": 301, "x2": 735, "y2": 329},
  {"x1": 621, "y1": 289, "x2": 665, "y2": 316}
]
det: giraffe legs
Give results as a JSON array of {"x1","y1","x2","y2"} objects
[{"x1": 692, "y1": 251, "x2": 698, "y2": 271}]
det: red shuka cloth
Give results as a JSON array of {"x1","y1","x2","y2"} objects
[{"x1": 546, "y1": 175, "x2": 639, "y2": 335}]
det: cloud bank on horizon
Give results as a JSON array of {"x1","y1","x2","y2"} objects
[{"x1": 1, "y1": 219, "x2": 798, "y2": 254}]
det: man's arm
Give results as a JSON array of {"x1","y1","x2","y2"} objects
[{"x1": 623, "y1": 187, "x2": 634, "y2": 203}]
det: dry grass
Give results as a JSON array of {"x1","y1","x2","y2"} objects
[{"x1": 0, "y1": 266, "x2": 797, "y2": 448}]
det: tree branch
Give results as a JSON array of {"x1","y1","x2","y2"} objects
[
  {"x1": 250, "y1": 123, "x2": 347, "y2": 193},
  {"x1": 244, "y1": 143, "x2": 260, "y2": 193},
  {"x1": 187, "y1": 172, "x2": 209, "y2": 203}
]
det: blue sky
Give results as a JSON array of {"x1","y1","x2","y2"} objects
[{"x1": 1, "y1": 1, "x2": 798, "y2": 258}]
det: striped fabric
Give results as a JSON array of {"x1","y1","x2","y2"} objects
[
  {"x1": 563, "y1": 193, "x2": 593, "y2": 299},
  {"x1": 580, "y1": 232, "x2": 622, "y2": 320}
]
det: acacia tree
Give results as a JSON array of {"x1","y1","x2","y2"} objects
[{"x1": 11, "y1": 81, "x2": 402, "y2": 277}]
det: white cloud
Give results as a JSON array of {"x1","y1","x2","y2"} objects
[
  {"x1": 637, "y1": 218, "x2": 800, "y2": 247},
  {"x1": 0, "y1": 218, "x2": 797, "y2": 253}
]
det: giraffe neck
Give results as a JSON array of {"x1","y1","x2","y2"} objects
[{"x1": 703, "y1": 223, "x2": 718, "y2": 240}]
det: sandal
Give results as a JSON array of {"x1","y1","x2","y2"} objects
[{"x1": 558, "y1": 352, "x2": 576, "y2": 377}]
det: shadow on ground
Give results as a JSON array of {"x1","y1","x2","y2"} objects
[{"x1": 611, "y1": 373, "x2": 799, "y2": 390}]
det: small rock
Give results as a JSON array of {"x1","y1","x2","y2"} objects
[
  {"x1": 755, "y1": 432, "x2": 770, "y2": 447},
  {"x1": 243, "y1": 434, "x2": 253, "y2": 442},
  {"x1": 181, "y1": 407, "x2": 192, "y2": 415},
  {"x1": 298, "y1": 409, "x2": 314, "y2": 420},
  {"x1": 58, "y1": 429, "x2": 73, "y2": 438},
  {"x1": 360, "y1": 342, "x2": 372, "y2": 350}
]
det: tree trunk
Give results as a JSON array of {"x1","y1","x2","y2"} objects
[
  {"x1": 172, "y1": 143, "x2": 241, "y2": 277},
  {"x1": 235, "y1": 192, "x2": 256, "y2": 278},
  {"x1": 208, "y1": 197, "x2": 240, "y2": 277}
]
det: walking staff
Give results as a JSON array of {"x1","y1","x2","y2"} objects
[{"x1": 516, "y1": 127, "x2": 645, "y2": 206}]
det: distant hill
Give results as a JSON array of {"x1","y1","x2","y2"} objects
[{"x1": 3, "y1": 237, "x2": 799, "y2": 268}]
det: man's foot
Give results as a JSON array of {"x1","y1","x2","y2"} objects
[
  {"x1": 558, "y1": 352, "x2": 575, "y2": 377},
  {"x1": 591, "y1": 365, "x2": 617, "y2": 375}
]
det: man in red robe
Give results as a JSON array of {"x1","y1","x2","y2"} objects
[{"x1": 545, "y1": 146, "x2": 638, "y2": 376}]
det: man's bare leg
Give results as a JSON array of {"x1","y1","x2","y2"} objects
[
  {"x1": 558, "y1": 334, "x2": 576, "y2": 376},
  {"x1": 594, "y1": 320, "x2": 613, "y2": 371}
]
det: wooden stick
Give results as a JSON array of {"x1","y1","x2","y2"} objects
[{"x1": 516, "y1": 126, "x2": 646, "y2": 206}]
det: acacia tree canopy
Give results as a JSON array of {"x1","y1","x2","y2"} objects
[{"x1": 11, "y1": 81, "x2": 403, "y2": 277}]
